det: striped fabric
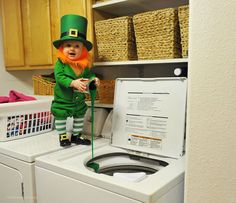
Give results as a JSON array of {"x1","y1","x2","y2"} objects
[
  {"x1": 55, "y1": 119, "x2": 66, "y2": 135},
  {"x1": 73, "y1": 117, "x2": 84, "y2": 136}
]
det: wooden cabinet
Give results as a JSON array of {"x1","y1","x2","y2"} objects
[
  {"x1": 0, "y1": 0, "x2": 93, "y2": 70},
  {"x1": 22, "y1": 0, "x2": 53, "y2": 67},
  {"x1": 0, "y1": 0, "x2": 24, "y2": 67}
]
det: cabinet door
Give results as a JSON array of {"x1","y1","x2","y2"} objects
[
  {"x1": 0, "y1": 0, "x2": 24, "y2": 67},
  {"x1": 22, "y1": 0, "x2": 53, "y2": 66},
  {"x1": 0, "y1": 163, "x2": 24, "y2": 203},
  {"x1": 86, "y1": 0, "x2": 94, "y2": 52}
]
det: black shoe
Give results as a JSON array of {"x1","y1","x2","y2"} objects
[
  {"x1": 59, "y1": 134, "x2": 71, "y2": 147},
  {"x1": 71, "y1": 135, "x2": 91, "y2": 145}
]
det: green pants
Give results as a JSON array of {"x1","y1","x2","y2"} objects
[{"x1": 51, "y1": 100, "x2": 88, "y2": 120}]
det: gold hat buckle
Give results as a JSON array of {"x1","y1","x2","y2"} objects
[{"x1": 69, "y1": 29, "x2": 78, "y2": 37}]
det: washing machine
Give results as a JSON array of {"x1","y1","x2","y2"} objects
[
  {"x1": 0, "y1": 119, "x2": 109, "y2": 203},
  {"x1": 35, "y1": 78, "x2": 187, "y2": 203}
]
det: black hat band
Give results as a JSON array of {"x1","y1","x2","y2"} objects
[{"x1": 60, "y1": 29, "x2": 86, "y2": 40}]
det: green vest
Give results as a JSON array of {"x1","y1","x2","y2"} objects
[{"x1": 51, "y1": 59, "x2": 95, "y2": 119}]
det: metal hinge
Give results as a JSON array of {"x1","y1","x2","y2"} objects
[{"x1": 21, "y1": 182, "x2": 24, "y2": 198}]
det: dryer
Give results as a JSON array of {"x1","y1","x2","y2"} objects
[
  {"x1": 35, "y1": 78, "x2": 187, "y2": 203},
  {"x1": 0, "y1": 131, "x2": 62, "y2": 203}
]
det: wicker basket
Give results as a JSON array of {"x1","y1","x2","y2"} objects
[
  {"x1": 98, "y1": 80, "x2": 115, "y2": 104},
  {"x1": 32, "y1": 75, "x2": 98, "y2": 101},
  {"x1": 33, "y1": 75, "x2": 55, "y2": 96},
  {"x1": 178, "y1": 5, "x2": 189, "y2": 58},
  {"x1": 133, "y1": 8, "x2": 182, "y2": 60},
  {"x1": 95, "y1": 0, "x2": 109, "y2": 2},
  {"x1": 95, "y1": 16, "x2": 137, "y2": 61}
]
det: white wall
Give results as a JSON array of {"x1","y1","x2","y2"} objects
[
  {"x1": 185, "y1": 1, "x2": 236, "y2": 202},
  {"x1": 0, "y1": 17, "x2": 52, "y2": 95}
]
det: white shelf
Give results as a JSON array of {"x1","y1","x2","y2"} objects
[
  {"x1": 94, "y1": 58, "x2": 188, "y2": 67},
  {"x1": 93, "y1": 0, "x2": 189, "y2": 16},
  {"x1": 86, "y1": 101, "x2": 113, "y2": 108}
]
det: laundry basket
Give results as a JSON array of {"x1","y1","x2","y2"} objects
[{"x1": 0, "y1": 96, "x2": 54, "y2": 141}]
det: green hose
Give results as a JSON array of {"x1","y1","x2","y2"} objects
[
  {"x1": 90, "y1": 89, "x2": 95, "y2": 158},
  {"x1": 87, "y1": 81, "x2": 100, "y2": 173}
]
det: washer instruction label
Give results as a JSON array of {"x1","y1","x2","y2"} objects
[{"x1": 125, "y1": 91, "x2": 170, "y2": 149}]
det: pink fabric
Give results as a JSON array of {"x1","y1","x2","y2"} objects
[
  {"x1": 0, "y1": 90, "x2": 36, "y2": 103},
  {"x1": 0, "y1": 96, "x2": 9, "y2": 103},
  {"x1": 9, "y1": 90, "x2": 36, "y2": 102}
]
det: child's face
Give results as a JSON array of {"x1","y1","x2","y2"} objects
[{"x1": 62, "y1": 40, "x2": 83, "y2": 60}]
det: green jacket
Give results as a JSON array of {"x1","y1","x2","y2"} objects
[{"x1": 51, "y1": 59, "x2": 95, "y2": 119}]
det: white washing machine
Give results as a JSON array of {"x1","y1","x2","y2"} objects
[
  {"x1": 0, "y1": 129, "x2": 109, "y2": 203},
  {"x1": 35, "y1": 78, "x2": 187, "y2": 203}
]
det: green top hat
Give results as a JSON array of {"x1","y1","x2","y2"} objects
[{"x1": 53, "y1": 14, "x2": 93, "y2": 51}]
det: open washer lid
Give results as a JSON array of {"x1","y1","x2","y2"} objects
[{"x1": 111, "y1": 78, "x2": 187, "y2": 159}]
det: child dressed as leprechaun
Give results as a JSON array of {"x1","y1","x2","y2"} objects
[{"x1": 51, "y1": 14, "x2": 100, "y2": 147}]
